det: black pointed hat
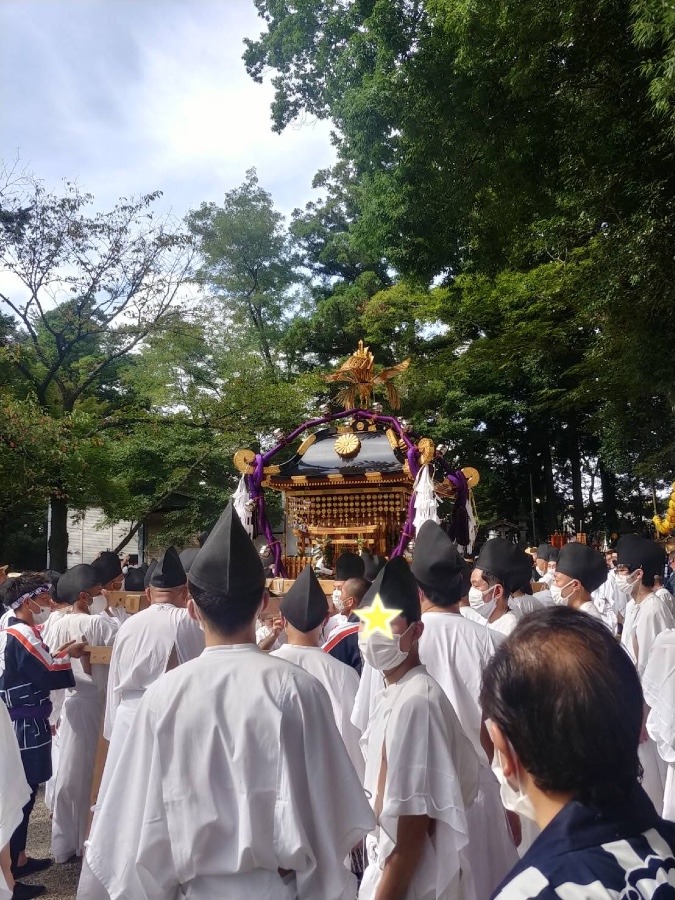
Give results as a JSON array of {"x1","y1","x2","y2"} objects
[
  {"x1": 335, "y1": 551, "x2": 365, "y2": 581},
  {"x1": 510, "y1": 546, "x2": 536, "y2": 593},
  {"x1": 280, "y1": 564, "x2": 328, "y2": 632},
  {"x1": 145, "y1": 546, "x2": 186, "y2": 589},
  {"x1": 475, "y1": 539, "x2": 518, "y2": 592},
  {"x1": 557, "y1": 544, "x2": 607, "y2": 593},
  {"x1": 57, "y1": 564, "x2": 100, "y2": 604},
  {"x1": 360, "y1": 550, "x2": 385, "y2": 582},
  {"x1": 361, "y1": 555, "x2": 421, "y2": 622},
  {"x1": 91, "y1": 551, "x2": 122, "y2": 586},
  {"x1": 536, "y1": 544, "x2": 552, "y2": 562},
  {"x1": 617, "y1": 534, "x2": 665, "y2": 578},
  {"x1": 124, "y1": 567, "x2": 146, "y2": 592},
  {"x1": 179, "y1": 548, "x2": 199, "y2": 574},
  {"x1": 548, "y1": 548, "x2": 559, "y2": 563},
  {"x1": 411, "y1": 520, "x2": 465, "y2": 602},
  {"x1": 188, "y1": 501, "x2": 265, "y2": 603}
]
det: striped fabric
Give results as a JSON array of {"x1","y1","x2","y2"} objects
[
  {"x1": 0, "y1": 617, "x2": 75, "y2": 784},
  {"x1": 493, "y1": 788, "x2": 675, "y2": 899}
]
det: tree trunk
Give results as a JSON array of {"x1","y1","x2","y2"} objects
[
  {"x1": 538, "y1": 437, "x2": 558, "y2": 536},
  {"x1": 48, "y1": 495, "x2": 69, "y2": 572},
  {"x1": 569, "y1": 426, "x2": 584, "y2": 533},
  {"x1": 599, "y1": 461, "x2": 619, "y2": 535}
]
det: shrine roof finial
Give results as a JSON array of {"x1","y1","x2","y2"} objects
[{"x1": 324, "y1": 340, "x2": 410, "y2": 410}]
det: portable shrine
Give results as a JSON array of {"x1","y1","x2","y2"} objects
[{"x1": 232, "y1": 341, "x2": 479, "y2": 578}]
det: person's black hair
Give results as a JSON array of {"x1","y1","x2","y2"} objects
[
  {"x1": 189, "y1": 579, "x2": 263, "y2": 633},
  {"x1": 480, "y1": 606, "x2": 643, "y2": 809},
  {"x1": 341, "y1": 577, "x2": 370, "y2": 604},
  {"x1": 624, "y1": 564, "x2": 656, "y2": 589},
  {"x1": 45, "y1": 569, "x2": 61, "y2": 601},
  {"x1": 514, "y1": 579, "x2": 533, "y2": 595},
  {"x1": 4, "y1": 572, "x2": 50, "y2": 608},
  {"x1": 480, "y1": 569, "x2": 502, "y2": 588},
  {"x1": 416, "y1": 580, "x2": 461, "y2": 608}
]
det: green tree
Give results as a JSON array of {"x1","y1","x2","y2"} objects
[
  {"x1": 0, "y1": 175, "x2": 194, "y2": 569},
  {"x1": 187, "y1": 169, "x2": 302, "y2": 376}
]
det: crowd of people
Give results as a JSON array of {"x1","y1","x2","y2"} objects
[{"x1": 2, "y1": 508, "x2": 675, "y2": 899}]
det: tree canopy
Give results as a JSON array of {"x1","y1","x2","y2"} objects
[{"x1": 4, "y1": 0, "x2": 675, "y2": 566}]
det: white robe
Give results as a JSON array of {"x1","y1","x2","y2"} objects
[
  {"x1": 418, "y1": 612, "x2": 518, "y2": 895},
  {"x1": 643, "y1": 629, "x2": 675, "y2": 820},
  {"x1": 592, "y1": 574, "x2": 623, "y2": 633},
  {"x1": 0, "y1": 702, "x2": 31, "y2": 900},
  {"x1": 41, "y1": 609, "x2": 69, "y2": 811},
  {"x1": 46, "y1": 611, "x2": 117, "y2": 862},
  {"x1": 509, "y1": 594, "x2": 545, "y2": 619},
  {"x1": 489, "y1": 611, "x2": 519, "y2": 637},
  {"x1": 83, "y1": 644, "x2": 374, "y2": 900},
  {"x1": 359, "y1": 666, "x2": 478, "y2": 900},
  {"x1": 103, "y1": 603, "x2": 204, "y2": 741},
  {"x1": 622, "y1": 593, "x2": 675, "y2": 677},
  {"x1": 578, "y1": 600, "x2": 604, "y2": 621},
  {"x1": 271, "y1": 643, "x2": 363, "y2": 778},
  {"x1": 622, "y1": 594, "x2": 675, "y2": 813}
]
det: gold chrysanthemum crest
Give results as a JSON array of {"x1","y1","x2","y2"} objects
[{"x1": 334, "y1": 433, "x2": 361, "y2": 459}]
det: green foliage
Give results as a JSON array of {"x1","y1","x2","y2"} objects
[{"x1": 187, "y1": 169, "x2": 303, "y2": 375}]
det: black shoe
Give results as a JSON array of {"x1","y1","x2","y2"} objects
[
  {"x1": 12, "y1": 883, "x2": 46, "y2": 900},
  {"x1": 11, "y1": 857, "x2": 53, "y2": 878}
]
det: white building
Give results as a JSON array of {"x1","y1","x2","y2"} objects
[{"x1": 65, "y1": 508, "x2": 140, "y2": 567}]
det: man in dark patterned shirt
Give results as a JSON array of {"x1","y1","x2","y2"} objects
[
  {"x1": 481, "y1": 605, "x2": 675, "y2": 899},
  {"x1": 0, "y1": 574, "x2": 83, "y2": 889}
]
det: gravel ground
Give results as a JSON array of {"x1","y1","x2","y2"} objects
[{"x1": 21, "y1": 788, "x2": 79, "y2": 900}]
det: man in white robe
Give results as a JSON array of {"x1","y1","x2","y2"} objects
[
  {"x1": 617, "y1": 534, "x2": 675, "y2": 812},
  {"x1": 411, "y1": 522, "x2": 519, "y2": 895},
  {"x1": 592, "y1": 566, "x2": 624, "y2": 633},
  {"x1": 270, "y1": 564, "x2": 363, "y2": 778},
  {"x1": 82, "y1": 502, "x2": 374, "y2": 900},
  {"x1": 643, "y1": 628, "x2": 675, "y2": 821},
  {"x1": 101, "y1": 546, "x2": 203, "y2": 749},
  {"x1": 551, "y1": 543, "x2": 609, "y2": 622},
  {"x1": 326, "y1": 551, "x2": 366, "y2": 640},
  {"x1": 48, "y1": 565, "x2": 117, "y2": 863},
  {"x1": 468, "y1": 538, "x2": 520, "y2": 636},
  {"x1": 75, "y1": 548, "x2": 203, "y2": 899},
  {"x1": 356, "y1": 557, "x2": 479, "y2": 900},
  {"x1": 0, "y1": 702, "x2": 33, "y2": 900},
  {"x1": 90, "y1": 552, "x2": 129, "y2": 628}
]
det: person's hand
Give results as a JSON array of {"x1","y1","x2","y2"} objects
[
  {"x1": 272, "y1": 617, "x2": 283, "y2": 637},
  {"x1": 56, "y1": 639, "x2": 88, "y2": 659}
]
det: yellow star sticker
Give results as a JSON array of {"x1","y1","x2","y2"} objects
[{"x1": 354, "y1": 593, "x2": 402, "y2": 639}]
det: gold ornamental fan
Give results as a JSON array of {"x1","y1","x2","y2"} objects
[
  {"x1": 233, "y1": 448, "x2": 256, "y2": 474},
  {"x1": 462, "y1": 467, "x2": 480, "y2": 488},
  {"x1": 334, "y1": 433, "x2": 361, "y2": 459},
  {"x1": 417, "y1": 438, "x2": 436, "y2": 466}
]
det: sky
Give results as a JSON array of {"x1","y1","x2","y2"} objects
[{"x1": 0, "y1": 0, "x2": 335, "y2": 220}]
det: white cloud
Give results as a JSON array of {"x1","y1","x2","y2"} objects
[{"x1": 0, "y1": 0, "x2": 334, "y2": 219}]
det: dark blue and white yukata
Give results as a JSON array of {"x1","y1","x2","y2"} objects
[
  {"x1": 0, "y1": 615, "x2": 75, "y2": 866},
  {"x1": 322, "y1": 612, "x2": 362, "y2": 675},
  {"x1": 492, "y1": 786, "x2": 675, "y2": 898}
]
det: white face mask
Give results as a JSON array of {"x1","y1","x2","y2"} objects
[
  {"x1": 358, "y1": 625, "x2": 412, "y2": 672},
  {"x1": 333, "y1": 590, "x2": 346, "y2": 614},
  {"x1": 615, "y1": 571, "x2": 641, "y2": 595},
  {"x1": 32, "y1": 604, "x2": 51, "y2": 625},
  {"x1": 486, "y1": 721, "x2": 536, "y2": 821},
  {"x1": 89, "y1": 595, "x2": 108, "y2": 615},
  {"x1": 550, "y1": 579, "x2": 575, "y2": 606},
  {"x1": 468, "y1": 585, "x2": 496, "y2": 619},
  {"x1": 332, "y1": 587, "x2": 342, "y2": 606}
]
